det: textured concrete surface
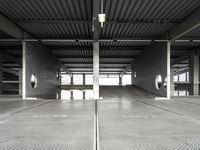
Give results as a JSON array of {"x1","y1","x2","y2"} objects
[
  {"x1": 0, "y1": 99, "x2": 94, "y2": 150},
  {"x1": 0, "y1": 86, "x2": 200, "y2": 149},
  {"x1": 99, "y1": 86, "x2": 200, "y2": 150}
]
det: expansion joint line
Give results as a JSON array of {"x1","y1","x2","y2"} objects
[{"x1": 94, "y1": 99, "x2": 99, "y2": 150}]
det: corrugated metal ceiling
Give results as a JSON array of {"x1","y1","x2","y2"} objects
[{"x1": 0, "y1": 0, "x2": 200, "y2": 73}]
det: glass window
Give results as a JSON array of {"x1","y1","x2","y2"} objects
[
  {"x1": 179, "y1": 91, "x2": 186, "y2": 96},
  {"x1": 73, "y1": 90, "x2": 83, "y2": 100},
  {"x1": 174, "y1": 91, "x2": 178, "y2": 96},
  {"x1": 73, "y1": 75, "x2": 83, "y2": 85},
  {"x1": 86, "y1": 75, "x2": 93, "y2": 85},
  {"x1": 61, "y1": 90, "x2": 70, "y2": 99},
  {"x1": 122, "y1": 74, "x2": 131, "y2": 85},
  {"x1": 186, "y1": 72, "x2": 189, "y2": 82},
  {"x1": 85, "y1": 90, "x2": 93, "y2": 100},
  {"x1": 173, "y1": 75, "x2": 178, "y2": 82},
  {"x1": 99, "y1": 75, "x2": 119, "y2": 85},
  {"x1": 179, "y1": 73, "x2": 186, "y2": 82},
  {"x1": 61, "y1": 74, "x2": 71, "y2": 85}
]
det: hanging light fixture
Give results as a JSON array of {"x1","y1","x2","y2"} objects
[{"x1": 98, "y1": 0, "x2": 106, "y2": 28}]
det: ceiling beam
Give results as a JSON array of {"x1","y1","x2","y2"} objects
[
  {"x1": 13, "y1": 19, "x2": 179, "y2": 24},
  {"x1": 60, "y1": 63, "x2": 72, "y2": 77},
  {"x1": 173, "y1": 68, "x2": 189, "y2": 75},
  {"x1": 0, "y1": 13, "x2": 25, "y2": 39},
  {"x1": 119, "y1": 63, "x2": 133, "y2": 77},
  {"x1": 0, "y1": 13, "x2": 72, "y2": 76},
  {"x1": 59, "y1": 57, "x2": 135, "y2": 59},
  {"x1": 2, "y1": 51, "x2": 21, "y2": 65},
  {"x1": 119, "y1": 7, "x2": 200, "y2": 77},
  {"x1": 163, "y1": 7, "x2": 200, "y2": 40},
  {"x1": 2, "y1": 67, "x2": 18, "y2": 75},
  {"x1": 63, "y1": 62, "x2": 130, "y2": 65},
  {"x1": 1, "y1": 38, "x2": 200, "y2": 42},
  {"x1": 50, "y1": 46, "x2": 144, "y2": 51},
  {"x1": 171, "y1": 51, "x2": 195, "y2": 66}
]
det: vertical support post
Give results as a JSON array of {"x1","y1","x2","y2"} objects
[
  {"x1": 70, "y1": 74, "x2": 73, "y2": 100},
  {"x1": 93, "y1": 42, "x2": 100, "y2": 100},
  {"x1": 167, "y1": 42, "x2": 171, "y2": 99},
  {"x1": 83, "y1": 74, "x2": 86, "y2": 100},
  {"x1": 83, "y1": 74, "x2": 86, "y2": 85},
  {"x1": 119, "y1": 75, "x2": 122, "y2": 86},
  {"x1": 0, "y1": 51, "x2": 2, "y2": 94},
  {"x1": 58, "y1": 70, "x2": 61, "y2": 99},
  {"x1": 170, "y1": 69, "x2": 174, "y2": 96},
  {"x1": 83, "y1": 91, "x2": 86, "y2": 100},
  {"x1": 189, "y1": 54, "x2": 199, "y2": 95},
  {"x1": 19, "y1": 68, "x2": 22, "y2": 96},
  {"x1": 22, "y1": 42, "x2": 26, "y2": 99}
]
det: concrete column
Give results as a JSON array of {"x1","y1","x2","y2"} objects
[
  {"x1": 170, "y1": 69, "x2": 174, "y2": 96},
  {"x1": 70, "y1": 74, "x2": 73, "y2": 99},
  {"x1": 167, "y1": 42, "x2": 171, "y2": 99},
  {"x1": 93, "y1": 42, "x2": 99, "y2": 99},
  {"x1": 83, "y1": 74, "x2": 85, "y2": 85},
  {"x1": 83, "y1": 91, "x2": 86, "y2": 100},
  {"x1": 58, "y1": 70, "x2": 61, "y2": 99},
  {"x1": 83, "y1": 74, "x2": 86, "y2": 100},
  {"x1": 189, "y1": 54, "x2": 199, "y2": 95},
  {"x1": 22, "y1": 42, "x2": 26, "y2": 99},
  {"x1": 119, "y1": 75, "x2": 122, "y2": 86},
  {"x1": 70, "y1": 74, "x2": 73, "y2": 85},
  {"x1": 0, "y1": 51, "x2": 2, "y2": 94},
  {"x1": 18, "y1": 69, "x2": 22, "y2": 95}
]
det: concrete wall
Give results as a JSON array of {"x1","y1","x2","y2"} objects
[
  {"x1": 23, "y1": 42, "x2": 60, "y2": 99},
  {"x1": 132, "y1": 43, "x2": 169, "y2": 97},
  {"x1": 0, "y1": 51, "x2": 2, "y2": 94},
  {"x1": 189, "y1": 54, "x2": 199, "y2": 95}
]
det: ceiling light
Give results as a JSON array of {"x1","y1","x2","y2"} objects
[{"x1": 98, "y1": 13, "x2": 106, "y2": 28}]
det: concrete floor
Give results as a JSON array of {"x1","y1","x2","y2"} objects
[
  {"x1": 99, "y1": 86, "x2": 200, "y2": 150},
  {"x1": 0, "y1": 86, "x2": 200, "y2": 149}
]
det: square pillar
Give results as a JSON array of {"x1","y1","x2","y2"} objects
[
  {"x1": 83, "y1": 74, "x2": 85, "y2": 85},
  {"x1": 22, "y1": 42, "x2": 26, "y2": 99},
  {"x1": 83, "y1": 74, "x2": 86, "y2": 100},
  {"x1": 57, "y1": 70, "x2": 61, "y2": 99},
  {"x1": 167, "y1": 42, "x2": 171, "y2": 99},
  {"x1": 0, "y1": 51, "x2": 2, "y2": 94},
  {"x1": 70, "y1": 74, "x2": 73, "y2": 99},
  {"x1": 83, "y1": 91, "x2": 86, "y2": 100},
  {"x1": 93, "y1": 42, "x2": 99, "y2": 99},
  {"x1": 170, "y1": 69, "x2": 174, "y2": 96},
  {"x1": 119, "y1": 75, "x2": 122, "y2": 86},
  {"x1": 19, "y1": 69, "x2": 22, "y2": 95},
  {"x1": 189, "y1": 54, "x2": 199, "y2": 95}
]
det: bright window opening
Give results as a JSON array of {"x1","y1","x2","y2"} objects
[
  {"x1": 174, "y1": 90, "x2": 189, "y2": 96},
  {"x1": 61, "y1": 90, "x2": 70, "y2": 99},
  {"x1": 61, "y1": 74, "x2": 70, "y2": 85},
  {"x1": 122, "y1": 74, "x2": 131, "y2": 85},
  {"x1": 86, "y1": 74, "x2": 93, "y2": 85},
  {"x1": 73, "y1": 90, "x2": 83, "y2": 100},
  {"x1": 99, "y1": 74, "x2": 119, "y2": 85},
  {"x1": 73, "y1": 75, "x2": 83, "y2": 85},
  {"x1": 85, "y1": 90, "x2": 93, "y2": 99}
]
